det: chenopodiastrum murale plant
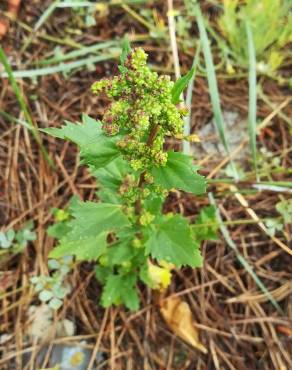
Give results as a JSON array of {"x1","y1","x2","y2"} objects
[{"x1": 37, "y1": 42, "x2": 218, "y2": 310}]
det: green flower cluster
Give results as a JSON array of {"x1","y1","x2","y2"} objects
[{"x1": 92, "y1": 48, "x2": 187, "y2": 172}]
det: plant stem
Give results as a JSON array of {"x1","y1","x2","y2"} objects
[{"x1": 135, "y1": 124, "x2": 160, "y2": 214}]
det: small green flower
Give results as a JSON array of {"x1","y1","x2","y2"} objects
[
  {"x1": 91, "y1": 48, "x2": 186, "y2": 173},
  {"x1": 132, "y1": 238, "x2": 142, "y2": 248},
  {"x1": 140, "y1": 211, "x2": 155, "y2": 226}
]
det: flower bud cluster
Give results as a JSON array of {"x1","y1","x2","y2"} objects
[
  {"x1": 119, "y1": 175, "x2": 151, "y2": 206},
  {"x1": 139, "y1": 211, "x2": 155, "y2": 226},
  {"x1": 92, "y1": 48, "x2": 186, "y2": 172}
]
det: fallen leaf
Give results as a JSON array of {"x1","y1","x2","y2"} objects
[
  {"x1": 0, "y1": 271, "x2": 16, "y2": 291},
  {"x1": 27, "y1": 304, "x2": 53, "y2": 339},
  {"x1": 27, "y1": 305, "x2": 75, "y2": 340},
  {"x1": 160, "y1": 296, "x2": 207, "y2": 354}
]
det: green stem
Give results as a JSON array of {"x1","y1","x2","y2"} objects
[{"x1": 135, "y1": 124, "x2": 160, "y2": 215}]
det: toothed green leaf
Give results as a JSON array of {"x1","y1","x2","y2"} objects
[
  {"x1": 41, "y1": 114, "x2": 102, "y2": 146},
  {"x1": 151, "y1": 151, "x2": 206, "y2": 194},
  {"x1": 192, "y1": 205, "x2": 219, "y2": 242},
  {"x1": 145, "y1": 214, "x2": 202, "y2": 268},
  {"x1": 80, "y1": 138, "x2": 120, "y2": 169},
  {"x1": 50, "y1": 232, "x2": 107, "y2": 261},
  {"x1": 49, "y1": 200, "x2": 130, "y2": 260},
  {"x1": 101, "y1": 273, "x2": 139, "y2": 310},
  {"x1": 42, "y1": 115, "x2": 120, "y2": 169},
  {"x1": 68, "y1": 200, "x2": 130, "y2": 236}
]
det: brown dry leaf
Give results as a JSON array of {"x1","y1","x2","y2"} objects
[
  {"x1": 0, "y1": 271, "x2": 16, "y2": 291},
  {"x1": 160, "y1": 296, "x2": 207, "y2": 354}
]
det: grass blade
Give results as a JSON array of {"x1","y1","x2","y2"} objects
[
  {"x1": 21, "y1": 0, "x2": 61, "y2": 54},
  {"x1": 56, "y1": 1, "x2": 96, "y2": 7},
  {"x1": 183, "y1": 42, "x2": 201, "y2": 154},
  {"x1": 34, "y1": 0, "x2": 60, "y2": 31},
  {"x1": 0, "y1": 53, "x2": 117, "y2": 79},
  {"x1": 0, "y1": 47, "x2": 54, "y2": 167},
  {"x1": 36, "y1": 41, "x2": 119, "y2": 66},
  {"x1": 0, "y1": 111, "x2": 32, "y2": 130},
  {"x1": 56, "y1": 1, "x2": 147, "y2": 8},
  {"x1": 193, "y1": 3, "x2": 238, "y2": 180},
  {"x1": 246, "y1": 20, "x2": 258, "y2": 179}
]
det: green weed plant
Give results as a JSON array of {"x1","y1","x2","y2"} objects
[{"x1": 41, "y1": 43, "x2": 218, "y2": 310}]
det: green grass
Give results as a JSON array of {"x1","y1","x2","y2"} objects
[
  {"x1": 0, "y1": 47, "x2": 54, "y2": 167},
  {"x1": 36, "y1": 41, "x2": 119, "y2": 66},
  {"x1": 21, "y1": 0, "x2": 62, "y2": 53},
  {"x1": 0, "y1": 111, "x2": 32, "y2": 131},
  {"x1": 193, "y1": 3, "x2": 239, "y2": 180},
  {"x1": 34, "y1": 0, "x2": 61, "y2": 31},
  {"x1": 246, "y1": 20, "x2": 258, "y2": 180},
  {"x1": 56, "y1": 0, "x2": 147, "y2": 7},
  {"x1": 218, "y1": 0, "x2": 292, "y2": 70},
  {"x1": 0, "y1": 53, "x2": 118, "y2": 79},
  {"x1": 183, "y1": 42, "x2": 201, "y2": 154}
]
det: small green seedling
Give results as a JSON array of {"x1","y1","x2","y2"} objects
[
  {"x1": 265, "y1": 199, "x2": 291, "y2": 237},
  {"x1": 0, "y1": 221, "x2": 36, "y2": 254},
  {"x1": 30, "y1": 256, "x2": 73, "y2": 310},
  {"x1": 276, "y1": 199, "x2": 292, "y2": 225},
  {"x1": 265, "y1": 218, "x2": 283, "y2": 237},
  {"x1": 41, "y1": 43, "x2": 217, "y2": 310}
]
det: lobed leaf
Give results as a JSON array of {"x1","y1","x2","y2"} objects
[
  {"x1": 42, "y1": 114, "x2": 103, "y2": 146},
  {"x1": 192, "y1": 205, "x2": 219, "y2": 242},
  {"x1": 42, "y1": 114, "x2": 120, "y2": 169},
  {"x1": 151, "y1": 151, "x2": 206, "y2": 195},
  {"x1": 50, "y1": 232, "x2": 107, "y2": 261},
  {"x1": 80, "y1": 138, "x2": 120, "y2": 169},
  {"x1": 49, "y1": 200, "x2": 130, "y2": 260},
  {"x1": 101, "y1": 273, "x2": 139, "y2": 310},
  {"x1": 145, "y1": 215, "x2": 202, "y2": 268},
  {"x1": 92, "y1": 156, "x2": 132, "y2": 202},
  {"x1": 72, "y1": 200, "x2": 129, "y2": 231}
]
